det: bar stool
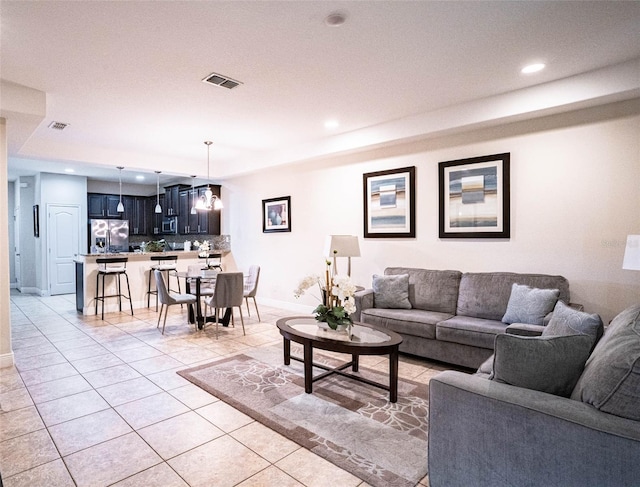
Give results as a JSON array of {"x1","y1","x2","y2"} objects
[
  {"x1": 200, "y1": 253, "x2": 223, "y2": 271},
  {"x1": 147, "y1": 255, "x2": 181, "y2": 311},
  {"x1": 95, "y1": 257, "x2": 133, "y2": 320}
]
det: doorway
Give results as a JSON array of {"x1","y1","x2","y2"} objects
[{"x1": 47, "y1": 204, "x2": 81, "y2": 295}]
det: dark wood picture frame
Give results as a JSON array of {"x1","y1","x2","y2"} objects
[
  {"x1": 262, "y1": 196, "x2": 291, "y2": 233},
  {"x1": 438, "y1": 153, "x2": 510, "y2": 238},
  {"x1": 363, "y1": 166, "x2": 416, "y2": 238},
  {"x1": 33, "y1": 204, "x2": 40, "y2": 238}
]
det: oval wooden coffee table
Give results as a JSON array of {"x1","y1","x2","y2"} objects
[{"x1": 276, "y1": 316, "x2": 403, "y2": 402}]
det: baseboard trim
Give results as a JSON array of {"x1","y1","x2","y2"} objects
[
  {"x1": 257, "y1": 297, "x2": 313, "y2": 314},
  {"x1": 0, "y1": 351, "x2": 15, "y2": 368}
]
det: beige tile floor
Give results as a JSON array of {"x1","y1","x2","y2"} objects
[{"x1": 0, "y1": 291, "x2": 452, "y2": 486}]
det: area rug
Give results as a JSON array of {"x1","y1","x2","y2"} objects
[{"x1": 177, "y1": 345, "x2": 429, "y2": 487}]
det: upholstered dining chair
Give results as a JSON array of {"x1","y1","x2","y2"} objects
[
  {"x1": 203, "y1": 272, "x2": 245, "y2": 339},
  {"x1": 155, "y1": 270, "x2": 197, "y2": 334},
  {"x1": 243, "y1": 265, "x2": 261, "y2": 322}
]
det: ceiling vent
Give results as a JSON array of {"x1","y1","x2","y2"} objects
[
  {"x1": 202, "y1": 72, "x2": 242, "y2": 90},
  {"x1": 48, "y1": 121, "x2": 69, "y2": 131}
]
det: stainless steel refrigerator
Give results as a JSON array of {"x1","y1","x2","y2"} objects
[{"x1": 89, "y1": 219, "x2": 129, "y2": 253}]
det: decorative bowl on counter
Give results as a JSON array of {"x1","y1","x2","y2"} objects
[{"x1": 143, "y1": 239, "x2": 166, "y2": 252}]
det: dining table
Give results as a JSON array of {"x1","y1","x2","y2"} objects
[{"x1": 173, "y1": 269, "x2": 232, "y2": 329}]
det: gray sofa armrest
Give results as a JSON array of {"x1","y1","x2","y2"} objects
[
  {"x1": 354, "y1": 288, "x2": 374, "y2": 321},
  {"x1": 505, "y1": 323, "x2": 545, "y2": 336},
  {"x1": 429, "y1": 371, "x2": 640, "y2": 487}
]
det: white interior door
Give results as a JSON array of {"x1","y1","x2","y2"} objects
[{"x1": 48, "y1": 204, "x2": 80, "y2": 295}]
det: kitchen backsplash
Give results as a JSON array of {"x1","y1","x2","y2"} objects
[{"x1": 129, "y1": 234, "x2": 231, "y2": 251}]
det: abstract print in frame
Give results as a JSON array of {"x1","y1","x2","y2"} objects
[
  {"x1": 439, "y1": 153, "x2": 510, "y2": 238},
  {"x1": 262, "y1": 196, "x2": 291, "y2": 233},
  {"x1": 363, "y1": 166, "x2": 415, "y2": 238}
]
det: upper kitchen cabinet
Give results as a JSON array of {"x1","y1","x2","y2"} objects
[
  {"x1": 164, "y1": 185, "x2": 188, "y2": 217},
  {"x1": 176, "y1": 185, "x2": 221, "y2": 235},
  {"x1": 88, "y1": 193, "x2": 122, "y2": 219},
  {"x1": 122, "y1": 196, "x2": 148, "y2": 235},
  {"x1": 149, "y1": 193, "x2": 165, "y2": 236}
]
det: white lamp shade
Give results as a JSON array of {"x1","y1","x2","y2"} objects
[
  {"x1": 324, "y1": 235, "x2": 361, "y2": 258},
  {"x1": 623, "y1": 235, "x2": 640, "y2": 270}
]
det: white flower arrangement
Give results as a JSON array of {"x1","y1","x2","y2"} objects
[
  {"x1": 193, "y1": 240, "x2": 210, "y2": 258},
  {"x1": 294, "y1": 260, "x2": 357, "y2": 329}
]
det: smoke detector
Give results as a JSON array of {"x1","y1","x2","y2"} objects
[
  {"x1": 325, "y1": 12, "x2": 347, "y2": 27},
  {"x1": 202, "y1": 73, "x2": 242, "y2": 90},
  {"x1": 48, "y1": 121, "x2": 69, "y2": 131}
]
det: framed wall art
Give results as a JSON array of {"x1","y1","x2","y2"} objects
[
  {"x1": 262, "y1": 196, "x2": 291, "y2": 233},
  {"x1": 363, "y1": 166, "x2": 415, "y2": 238},
  {"x1": 438, "y1": 153, "x2": 510, "y2": 238}
]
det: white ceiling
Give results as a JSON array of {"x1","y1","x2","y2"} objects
[{"x1": 2, "y1": 1, "x2": 640, "y2": 185}]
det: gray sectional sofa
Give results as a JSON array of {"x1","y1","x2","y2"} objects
[
  {"x1": 428, "y1": 303, "x2": 640, "y2": 486},
  {"x1": 354, "y1": 267, "x2": 574, "y2": 369}
]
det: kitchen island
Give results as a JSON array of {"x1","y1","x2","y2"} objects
[{"x1": 74, "y1": 250, "x2": 231, "y2": 315}]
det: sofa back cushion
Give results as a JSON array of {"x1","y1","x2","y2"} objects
[
  {"x1": 571, "y1": 304, "x2": 640, "y2": 421},
  {"x1": 385, "y1": 267, "x2": 462, "y2": 314},
  {"x1": 456, "y1": 272, "x2": 570, "y2": 321}
]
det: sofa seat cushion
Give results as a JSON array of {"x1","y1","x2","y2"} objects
[
  {"x1": 360, "y1": 308, "x2": 452, "y2": 339},
  {"x1": 436, "y1": 316, "x2": 508, "y2": 349},
  {"x1": 571, "y1": 304, "x2": 640, "y2": 420}
]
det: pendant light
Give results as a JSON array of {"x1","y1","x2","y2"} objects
[
  {"x1": 154, "y1": 171, "x2": 162, "y2": 213},
  {"x1": 116, "y1": 166, "x2": 125, "y2": 213},
  {"x1": 190, "y1": 175, "x2": 197, "y2": 215},
  {"x1": 195, "y1": 140, "x2": 223, "y2": 211}
]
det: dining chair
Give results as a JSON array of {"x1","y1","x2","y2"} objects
[
  {"x1": 243, "y1": 265, "x2": 261, "y2": 322},
  {"x1": 155, "y1": 270, "x2": 197, "y2": 334},
  {"x1": 203, "y1": 272, "x2": 245, "y2": 339}
]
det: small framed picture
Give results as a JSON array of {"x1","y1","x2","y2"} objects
[
  {"x1": 363, "y1": 166, "x2": 416, "y2": 238},
  {"x1": 262, "y1": 196, "x2": 291, "y2": 233},
  {"x1": 439, "y1": 153, "x2": 510, "y2": 238}
]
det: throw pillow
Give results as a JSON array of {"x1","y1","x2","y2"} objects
[
  {"x1": 490, "y1": 333, "x2": 593, "y2": 397},
  {"x1": 502, "y1": 283, "x2": 560, "y2": 325},
  {"x1": 372, "y1": 274, "x2": 411, "y2": 309},
  {"x1": 543, "y1": 301, "x2": 604, "y2": 350},
  {"x1": 571, "y1": 304, "x2": 640, "y2": 421}
]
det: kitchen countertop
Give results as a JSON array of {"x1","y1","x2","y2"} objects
[{"x1": 76, "y1": 250, "x2": 229, "y2": 259}]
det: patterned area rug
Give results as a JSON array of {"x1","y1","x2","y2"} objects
[{"x1": 178, "y1": 345, "x2": 428, "y2": 487}]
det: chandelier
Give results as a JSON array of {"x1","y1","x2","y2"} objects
[{"x1": 195, "y1": 140, "x2": 223, "y2": 211}]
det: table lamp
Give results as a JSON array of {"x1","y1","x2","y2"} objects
[
  {"x1": 324, "y1": 235, "x2": 361, "y2": 276},
  {"x1": 623, "y1": 235, "x2": 640, "y2": 271}
]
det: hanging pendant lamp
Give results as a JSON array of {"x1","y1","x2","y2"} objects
[
  {"x1": 116, "y1": 166, "x2": 125, "y2": 213},
  {"x1": 154, "y1": 171, "x2": 162, "y2": 213},
  {"x1": 195, "y1": 140, "x2": 223, "y2": 211}
]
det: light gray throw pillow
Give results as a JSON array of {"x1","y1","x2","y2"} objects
[
  {"x1": 571, "y1": 304, "x2": 640, "y2": 421},
  {"x1": 490, "y1": 333, "x2": 593, "y2": 397},
  {"x1": 543, "y1": 301, "x2": 604, "y2": 350},
  {"x1": 372, "y1": 274, "x2": 411, "y2": 309},
  {"x1": 502, "y1": 283, "x2": 560, "y2": 325}
]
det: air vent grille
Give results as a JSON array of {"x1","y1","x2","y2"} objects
[
  {"x1": 202, "y1": 72, "x2": 242, "y2": 90},
  {"x1": 48, "y1": 121, "x2": 69, "y2": 131}
]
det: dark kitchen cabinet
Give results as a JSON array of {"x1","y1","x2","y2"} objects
[
  {"x1": 88, "y1": 193, "x2": 122, "y2": 219},
  {"x1": 164, "y1": 185, "x2": 187, "y2": 217},
  {"x1": 149, "y1": 194, "x2": 165, "y2": 235},
  {"x1": 175, "y1": 186, "x2": 221, "y2": 235},
  {"x1": 122, "y1": 196, "x2": 148, "y2": 235}
]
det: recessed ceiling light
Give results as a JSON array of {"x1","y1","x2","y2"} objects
[
  {"x1": 521, "y1": 63, "x2": 546, "y2": 74},
  {"x1": 136, "y1": 175, "x2": 145, "y2": 181},
  {"x1": 324, "y1": 120, "x2": 339, "y2": 129},
  {"x1": 64, "y1": 168, "x2": 74, "y2": 173}
]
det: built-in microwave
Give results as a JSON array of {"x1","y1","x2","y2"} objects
[{"x1": 162, "y1": 217, "x2": 177, "y2": 234}]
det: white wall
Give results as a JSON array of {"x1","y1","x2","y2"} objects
[
  {"x1": 224, "y1": 100, "x2": 640, "y2": 325},
  {"x1": 7, "y1": 181, "x2": 15, "y2": 285},
  {"x1": 17, "y1": 175, "x2": 36, "y2": 292},
  {"x1": 0, "y1": 119, "x2": 13, "y2": 367}
]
